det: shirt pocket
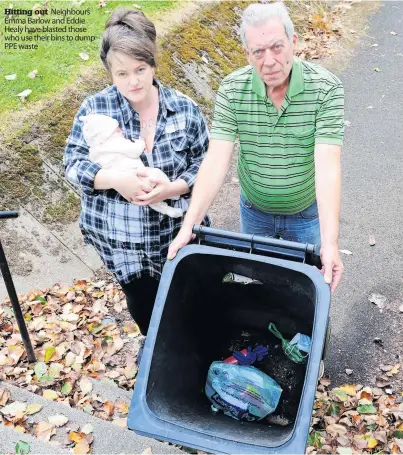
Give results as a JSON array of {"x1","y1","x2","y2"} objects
[
  {"x1": 288, "y1": 126, "x2": 316, "y2": 142},
  {"x1": 106, "y1": 200, "x2": 143, "y2": 244}
]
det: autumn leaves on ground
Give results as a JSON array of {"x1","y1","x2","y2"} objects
[{"x1": 0, "y1": 278, "x2": 139, "y2": 453}]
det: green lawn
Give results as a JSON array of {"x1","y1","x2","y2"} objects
[{"x1": 0, "y1": 0, "x2": 177, "y2": 113}]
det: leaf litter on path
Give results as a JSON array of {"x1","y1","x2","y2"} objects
[{"x1": 0, "y1": 278, "x2": 138, "y2": 435}]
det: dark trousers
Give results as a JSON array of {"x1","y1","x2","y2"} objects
[{"x1": 120, "y1": 275, "x2": 159, "y2": 336}]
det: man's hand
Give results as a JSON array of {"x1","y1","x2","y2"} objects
[
  {"x1": 134, "y1": 170, "x2": 174, "y2": 206},
  {"x1": 167, "y1": 223, "x2": 195, "y2": 260},
  {"x1": 320, "y1": 243, "x2": 344, "y2": 294}
]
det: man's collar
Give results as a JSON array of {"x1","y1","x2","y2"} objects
[{"x1": 251, "y1": 56, "x2": 304, "y2": 98}]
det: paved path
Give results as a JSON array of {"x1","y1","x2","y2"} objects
[{"x1": 326, "y1": 1, "x2": 403, "y2": 387}]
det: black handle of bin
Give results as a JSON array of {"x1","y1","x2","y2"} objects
[
  {"x1": 192, "y1": 225, "x2": 322, "y2": 267},
  {"x1": 0, "y1": 211, "x2": 19, "y2": 220}
]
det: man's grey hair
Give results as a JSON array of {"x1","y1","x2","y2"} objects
[{"x1": 240, "y1": 2, "x2": 295, "y2": 49}]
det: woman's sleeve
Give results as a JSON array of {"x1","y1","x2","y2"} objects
[
  {"x1": 177, "y1": 104, "x2": 209, "y2": 190},
  {"x1": 63, "y1": 99, "x2": 102, "y2": 196}
]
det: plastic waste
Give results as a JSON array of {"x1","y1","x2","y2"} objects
[
  {"x1": 205, "y1": 361, "x2": 282, "y2": 421},
  {"x1": 222, "y1": 273, "x2": 262, "y2": 285},
  {"x1": 268, "y1": 323, "x2": 309, "y2": 364},
  {"x1": 289, "y1": 333, "x2": 311, "y2": 354},
  {"x1": 224, "y1": 345, "x2": 268, "y2": 366}
]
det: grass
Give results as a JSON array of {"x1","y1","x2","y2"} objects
[{"x1": 0, "y1": 0, "x2": 177, "y2": 113}]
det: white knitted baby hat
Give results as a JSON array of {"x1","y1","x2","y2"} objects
[{"x1": 79, "y1": 114, "x2": 120, "y2": 147}]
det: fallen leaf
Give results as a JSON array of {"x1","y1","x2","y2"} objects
[
  {"x1": 42, "y1": 390, "x2": 58, "y2": 400},
  {"x1": 81, "y1": 423, "x2": 93, "y2": 434},
  {"x1": 357, "y1": 404, "x2": 377, "y2": 414},
  {"x1": 34, "y1": 421, "x2": 56, "y2": 442},
  {"x1": 375, "y1": 430, "x2": 387, "y2": 443},
  {"x1": 369, "y1": 293, "x2": 386, "y2": 310},
  {"x1": 9, "y1": 345, "x2": 24, "y2": 364},
  {"x1": 0, "y1": 388, "x2": 11, "y2": 406},
  {"x1": 327, "y1": 402, "x2": 341, "y2": 416},
  {"x1": 115, "y1": 401, "x2": 129, "y2": 415},
  {"x1": 48, "y1": 414, "x2": 69, "y2": 427},
  {"x1": 28, "y1": 69, "x2": 38, "y2": 79},
  {"x1": 26, "y1": 404, "x2": 42, "y2": 415},
  {"x1": 390, "y1": 31, "x2": 397, "y2": 36},
  {"x1": 123, "y1": 321, "x2": 140, "y2": 337},
  {"x1": 5, "y1": 74, "x2": 17, "y2": 80},
  {"x1": 70, "y1": 431, "x2": 86, "y2": 443},
  {"x1": 332, "y1": 389, "x2": 348, "y2": 402},
  {"x1": 79, "y1": 52, "x2": 89, "y2": 61},
  {"x1": 74, "y1": 440, "x2": 90, "y2": 454},
  {"x1": 354, "y1": 435, "x2": 368, "y2": 450},
  {"x1": 79, "y1": 377, "x2": 93, "y2": 395},
  {"x1": 34, "y1": 362, "x2": 47, "y2": 378},
  {"x1": 1, "y1": 401, "x2": 27, "y2": 417},
  {"x1": 373, "y1": 67, "x2": 381, "y2": 72},
  {"x1": 326, "y1": 423, "x2": 347, "y2": 437},
  {"x1": 340, "y1": 249, "x2": 353, "y2": 255},
  {"x1": 336, "y1": 448, "x2": 352, "y2": 455},
  {"x1": 17, "y1": 89, "x2": 32, "y2": 102},
  {"x1": 113, "y1": 417, "x2": 127, "y2": 428},
  {"x1": 15, "y1": 440, "x2": 30, "y2": 454},
  {"x1": 380, "y1": 364, "x2": 393, "y2": 372},
  {"x1": 369, "y1": 235, "x2": 376, "y2": 246},
  {"x1": 338, "y1": 385, "x2": 357, "y2": 397},
  {"x1": 367, "y1": 438, "x2": 378, "y2": 449},
  {"x1": 386, "y1": 364, "x2": 400, "y2": 376},
  {"x1": 103, "y1": 400, "x2": 115, "y2": 417},
  {"x1": 124, "y1": 363, "x2": 138, "y2": 379},
  {"x1": 61, "y1": 381, "x2": 73, "y2": 394}
]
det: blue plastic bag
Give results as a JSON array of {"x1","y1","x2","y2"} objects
[{"x1": 205, "y1": 361, "x2": 282, "y2": 421}]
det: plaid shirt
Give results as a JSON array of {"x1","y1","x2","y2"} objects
[{"x1": 64, "y1": 80, "x2": 210, "y2": 284}]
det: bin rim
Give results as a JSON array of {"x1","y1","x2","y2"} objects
[{"x1": 129, "y1": 243, "x2": 331, "y2": 454}]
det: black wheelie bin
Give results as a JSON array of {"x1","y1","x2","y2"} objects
[{"x1": 128, "y1": 225, "x2": 331, "y2": 454}]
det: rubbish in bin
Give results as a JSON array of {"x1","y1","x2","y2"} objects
[
  {"x1": 205, "y1": 361, "x2": 282, "y2": 421},
  {"x1": 268, "y1": 323, "x2": 308, "y2": 364},
  {"x1": 223, "y1": 348, "x2": 247, "y2": 365},
  {"x1": 224, "y1": 345, "x2": 268, "y2": 366},
  {"x1": 266, "y1": 414, "x2": 290, "y2": 426},
  {"x1": 289, "y1": 333, "x2": 311, "y2": 354},
  {"x1": 222, "y1": 272, "x2": 263, "y2": 285}
]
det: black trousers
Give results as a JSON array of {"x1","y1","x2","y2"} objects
[{"x1": 120, "y1": 275, "x2": 159, "y2": 336}]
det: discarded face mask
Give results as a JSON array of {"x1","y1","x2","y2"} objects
[
  {"x1": 222, "y1": 272, "x2": 262, "y2": 285},
  {"x1": 268, "y1": 323, "x2": 309, "y2": 364},
  {"x1": 289, "y1": 333, "x2": 311, "y2": 354}
]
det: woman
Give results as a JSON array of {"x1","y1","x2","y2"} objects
[{"x1": 64, "y1": 8, "x2": 210, "y2": 336}]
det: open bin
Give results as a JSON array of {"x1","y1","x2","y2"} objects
[{"x1": 128, "y1": 226, "x2": 331, "y2": 454}]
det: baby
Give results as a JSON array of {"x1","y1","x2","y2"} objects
[{"x1": 79, "y1": 113, "x2": 183, "y2": 218}]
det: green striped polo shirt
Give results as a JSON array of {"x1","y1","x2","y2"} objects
[{"x1": 210, "y1": 57, "x2": 344, "y2": 214}]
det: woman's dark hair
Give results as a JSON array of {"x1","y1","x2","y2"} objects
[{"x1": 100, "y1": 8, "x2": 157, "y2": 71}]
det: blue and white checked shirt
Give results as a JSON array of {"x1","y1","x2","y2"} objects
[{"x1": 64, "y1": 79, "x2": 210, "y2": 284}]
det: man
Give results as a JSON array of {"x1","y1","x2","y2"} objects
[{"x1": 168, "y1": 2, "x2": 344, "y2": 293}]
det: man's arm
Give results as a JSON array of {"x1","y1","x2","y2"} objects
[
  {"x1": 315, "y1": 143, "x2": 343, "y2": 293},
  {"x1": 167, "y1": 139, "x2": 234, "y2": 259}
]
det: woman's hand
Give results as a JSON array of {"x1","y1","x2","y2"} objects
[
  {"x1": 133, "y1": 169, "x2": 174, "y2": 205},
  {"x1": 111, "y1": 170, "x2": 155, "y2": 202}
]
